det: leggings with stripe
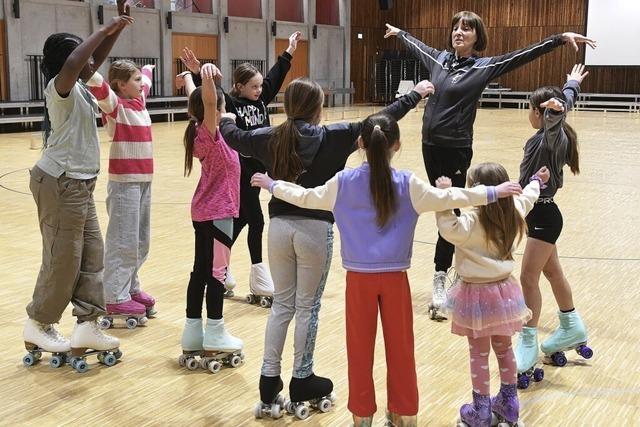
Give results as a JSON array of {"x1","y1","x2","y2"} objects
[{"x1": 186, "y1": 218, "x2": 233, "y2": 320}]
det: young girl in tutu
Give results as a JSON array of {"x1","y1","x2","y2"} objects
[{"x1": 435, "y1": 162, "x2": 549, "y2": 427}]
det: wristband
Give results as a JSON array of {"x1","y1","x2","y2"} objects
[
  {"x1": 530, "y1": 174, "x2": 547, "y2": 189},
  {"x1": 486, "y1": 186, "x2": 497, "y2": 203},
  {"x1": 268, "y1": 181, "x2": 277, "y2": 194}
]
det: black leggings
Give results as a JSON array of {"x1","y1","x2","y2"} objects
[
  {"x1": 422, "y1": 144, "x2": 473, "y2": 273},
  {"x1": 186, "y1": 220, "x2": 233, "y2": 319},
  {"x1": 233, "y1": 156, "x2": 265, "y2": 264}
]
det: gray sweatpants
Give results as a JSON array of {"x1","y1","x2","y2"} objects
[
  {"x1": 261, "y1": 216, "x2": 333, "y2": 378},
  {"x1": 26, "y1": 166, "x2": 106, "y2": 323},
  {"x1": 103, "y1": 181, "x2": 151, "y2": 304}
]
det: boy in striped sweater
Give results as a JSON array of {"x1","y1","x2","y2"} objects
[{"x1": 87, "y1": 60, "x2": 157, "y2": 321}]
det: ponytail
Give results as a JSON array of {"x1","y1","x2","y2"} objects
[
  {"x1": 271, "y1": 118, "x2": 304, "y2": 181},
  {"x1": 563, "y1": 122, "x2": 580, "y2": 175},
  {"x1": 183, "y1": 118, "x2": 197, "y2": 176},
  {"x1": 361, "y1": 114, "x2": 400, "y2": 228}
]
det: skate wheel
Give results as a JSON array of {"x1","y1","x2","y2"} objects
[
  {"x1": 99, "y1": 317, "x2": 112, "y2": 329},
  {"x1": 23, "y1": 353, "x2": 36, "y2": 367},
  {"x1": 517, "y1": 373, "x2": 530, "y2": 390},
  {"x1": 103, "y1": 353, "x2": 117, "y2": 367},
  {"x1": 246, "y1": 294, "x2": 254, "y2": 304},
  {"x1": 224, "y1": 290, "x2": 234, "y2": 298},
  {"x1": 253, "y1": 402, "x2": 263, "y2": 419},
  {"x1": 50, "y1": 355, "x2": 64, "y2": 368},
  {"x1": 577, "y1": 345, "x2": 593, "y2": 359},
  {"x1": 239, "y1": 351, "x2": 246, "y2": 361},
  {"x1": 208, "y1": 360, "x2": 222, "y2": 374},
  {"x1": 146, "y1": 307, "x2": 157, "y2": 317},
  {"x1": 270, "y1": 403, "x2": 281, "y2": 419},
  {"x1": 275, "y1": 394, "x2": 285, "y2": 407},
  {"x1": 178, "y1": 354, "x2": 186, "y2": 367},
  {"x1": 294, "y1": 404, "x2": 309, "y2": 420},
  {"x1": 552, "y1": 352, "x2": 567, "y2": 367},
  {"x1": 230, "y1": 355, "x2": 242, "y2": 368},
  {"x1": 113, "y1": 349, "x2": 123, "y2": 360},
  {"x1": 327, "y1": 391, "x2": 337, "y2": 403},
  {"x1": 138, "y1": 316, "x2": 148, "y2": 326},
  {"x1": 284, "y1": 400, "x2": 294, "y2": 414},
  {"x1": 533, "y1": 367, "x2": 544, "y2": 382},
  {"x1": 186, "y1": 357, "x2": 199, "y2": 371},
  {"x1": 75, "y1": 359, "x2": 88, "y2": 373},
  {"x1": 126, "y1": 318, "x2": 138, "y2": 329},
  {"x1": 259, "y1": 297, "x2": 271, "y2": 308},
  {"x1": 318, "y1": 398, "x2": 332, "y2": 413}
]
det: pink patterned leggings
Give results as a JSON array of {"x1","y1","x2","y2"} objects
[{"x1": 467, "y1": 335, "x2": 516, "y2": 394}]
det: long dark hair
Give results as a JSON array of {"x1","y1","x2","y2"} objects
[
  {"x1": 230, "y1": 62, "x2": 261, "y2": 97},
  {"x1": 40, "y1": 33, "x2": 83, "y2": 147},
  {"x1": 183, "y1": 87, "x2": 225, "y2": 176},
  {"x1": 360, "y1": 114, "x2": 400, "y2": 227},
  {"x1": 270, "y1": 78, "x2": 324, "y2": 182},
  {"x1": 530, "y1": 86, "x2": 580, "y2": 175},
  {"x1": 467, "y1": 163, "x2": 527, "y2": 260}
]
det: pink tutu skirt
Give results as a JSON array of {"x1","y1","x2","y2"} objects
[{"x1": 442, "y1": 276, "x2": 531, "y2": 338}]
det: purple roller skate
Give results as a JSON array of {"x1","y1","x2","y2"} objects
[
  {"x1": 457, "y1": 391, "x2": 491, "y2": 427},
  {"x1": 491, "y1": 384, "x2": 525, "y2": 426}
]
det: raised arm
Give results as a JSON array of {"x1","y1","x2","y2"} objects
[
  {"x1": 250, "y1": 172, "x2": 338, "y2": 212},
  {"x1": 55, "y1": 15, "x2": 133, "y2": 96},
  {"x1": 385, "y1": 24, "x2": 443, "y2": 74},
  {"x1": 482, "y1": 33, "x2": 596, "y2": 81},
  {"x1": 261, "y1": 32, "x2": 300, "y2": 104},
  {"x1": 201, "y1": 63, "x2": 222, "y2": 134},
  {"x1": 140, "y1": 64, "x2": 154, "y2": 101},
  {"x1": 86, "y1": 71, "x2": 119, "y2": 114}
]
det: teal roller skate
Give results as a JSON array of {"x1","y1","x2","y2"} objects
[
  {"x1": 541, "y1": 310, "x2": 593, "y2": 367},
  {"x1": 515, "y1": 327, "x2": 544, "y2": 389}
]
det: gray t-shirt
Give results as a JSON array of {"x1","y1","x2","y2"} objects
[
  {"x1": 36, "y1": 78, "x2": 100, "y2": 180},
  {"x1": 518, "y1": 80, "x2": 579, "y2": 198}
]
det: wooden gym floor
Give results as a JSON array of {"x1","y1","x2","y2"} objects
[{"x1": 0, "y1": 107, "x2": 639, "y2": 425}]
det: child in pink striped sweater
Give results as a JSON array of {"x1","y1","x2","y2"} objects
[{"x1": 87, "y1": 60, "x2": 157, "y2": 323}]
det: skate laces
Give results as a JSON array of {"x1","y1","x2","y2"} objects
[{"x1": 44, "y1": 324, "x2": 67, "y2": 343}]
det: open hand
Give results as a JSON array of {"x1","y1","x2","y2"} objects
[
  {"x1": 117, "y1": 0, "x2": 131, "y2": 16},
  {"x1": 384, "y1": 23, "x2": 401, "y2": 38},
  {"x1": 287, "y1": 31, "x2": 302, "y2": 54},
  {"x1": 495, "y1": 181, "x2": 523, "y2": 198},
  {"x1": 104, "y1": 15, "x2": 134, "y2": 36},
  {"x1": 561, "y1": 32, "x2": 597, "y2": 51},
  {"x1": 201, "y1": 63, "x2": 222, "y2": 80},
  {"x1": 180, "y1": 47, "x2": 201, "y2": 74},
  {"x1": 250, "y1": 173, "x2": 274, "y2": 190},
  {"x1": 540, "y1": 98, "x2": 564, "y2": 112},
  {"x1": 567, "y1": 63, "x2": 589, "y2": 84}
]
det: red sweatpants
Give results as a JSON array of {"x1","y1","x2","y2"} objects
[{"x1": 346, "y1": 271, "x2": 418, "y2": 417}]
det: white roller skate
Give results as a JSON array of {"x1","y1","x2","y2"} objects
[
  {"x1": 427, "y1": 271, "x2": 448, "y2": 320},
  {"x1": 22, "y1": 318, "x2": 71, "y2": 369},
  {"x1": 200, "y1": 318, "x2": 244, "y2": 373},
  {"x1": 69, "y1": 320, "x2": 122, "y2": 373},
  {"x1": 515, "y1": 326, "x2": 544, "y2": 389},
  {"x1": 541, "y1": 310, "x2": 593, "y2": 367},
  {"x1": 178, "y1": 317, "x2": 204, "y2": 371},
  {"x1": 224, "y1": 267, "x2": 236, "y2": 298},
  {"x1": 246, "y1": 262, "x2": 274, "y2": 308}
]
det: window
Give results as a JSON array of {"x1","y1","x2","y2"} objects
[
  {"x1": 316, "y1": 0, "x2": 339, "y2": 26},
  {"x1": 228, "y1": 0, "x2": 261, "y2": 18},
  {"x1": 275, "y1": 0, "x2": 303, "y2": 23}
]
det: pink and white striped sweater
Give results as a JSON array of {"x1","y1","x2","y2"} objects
[{"x1": 87, "y1": 66, "x2": 154, "y2": 182}]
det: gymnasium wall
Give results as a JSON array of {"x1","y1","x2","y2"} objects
[
  {"x1": 0, "y1": 0, "x2": 351, "y2": 102},
  {"x1": 350, "y1": 0, "x2": 640, "y2": 102}
]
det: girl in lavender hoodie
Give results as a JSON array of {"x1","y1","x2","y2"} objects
[{"x1": 250, "y1": 113, "x2": 521, "y2": 426}]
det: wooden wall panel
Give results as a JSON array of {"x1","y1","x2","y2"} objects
[
  {"x1": 171, "y1": 34, "x2": 218, "y2": 95},
  {"x1": 0, "y1": 20, "x2": 6, "y2": 101},
  {"x1": 275, "y1": 39, "x2": 309, "y2": 89},
  {"x1": 350, "y1": 0, "x2": 640, "y2": 101}
]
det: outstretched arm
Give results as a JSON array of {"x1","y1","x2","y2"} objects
[
  {"x1": 385, "y1": 24, "x2": 443, "y2": 74},
  {"x1": 261, "y1": 32, "x2": 300, "y2": 104},
  {"x1": 251, "y1": 172, "x2": 338, "y2": 211}
]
